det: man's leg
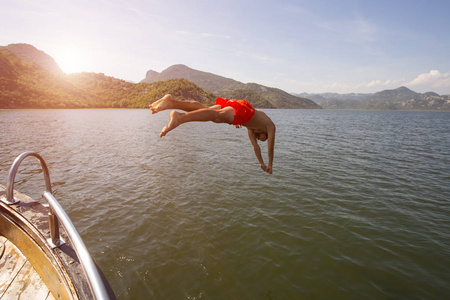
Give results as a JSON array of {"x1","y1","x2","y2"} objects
[
  {"x1": 160, "y1": 106, "x2": 235, "y2": 137},
  {"x1": 150, "y1": 94, "x2": 209, "y2": 114}
]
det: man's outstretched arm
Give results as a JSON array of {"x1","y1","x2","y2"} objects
[
  {"x1": 247, "y1": 129, "x2": 271, "y2": 173},
  {"x1": 266, "y1": 123, "x2": 276, "y2": 174}
]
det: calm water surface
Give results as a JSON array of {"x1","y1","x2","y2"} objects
[{"x1": 1, "y1": 109, "x2": 449, "y2": 299}]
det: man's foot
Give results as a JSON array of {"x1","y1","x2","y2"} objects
[
  {"x1": 160, "y1": 110, "x2": 182, "y2": 137},
  {"x1": 150, "y1": 94, "x2": 175, "y2": 114}
]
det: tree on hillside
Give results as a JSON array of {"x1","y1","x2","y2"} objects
[{"x1": 221, "y1": 89, "x2": 274, "y2": 108}]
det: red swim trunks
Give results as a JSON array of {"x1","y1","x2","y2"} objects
[{"x1": 216, "y1": 97, "x2": 255, "y2": 127}]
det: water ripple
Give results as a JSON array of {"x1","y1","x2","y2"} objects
[{"x1": 1, "y1": 109, "x2": 449, "y2": 299}]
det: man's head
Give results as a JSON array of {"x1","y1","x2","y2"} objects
[{"x1": 255, "y1": 131, "x2": 268, "y2": 141}]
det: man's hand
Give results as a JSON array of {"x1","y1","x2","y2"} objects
[{"x1": 260, "y1": 164, "x2": 272, "y2": 174}]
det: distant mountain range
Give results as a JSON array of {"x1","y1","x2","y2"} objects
[
  {"x1": 142, "y1": 65, "x2": 450, "y2": 111},
  {"x1": 2, "y1": 43, "x2": 449, "y2": 110},
  {"x1": 296, "y1": 87, "x2": 450, "y2": 110},
  {"x1": 141, "y1": 64, "x2": 321, "y2": 109}
]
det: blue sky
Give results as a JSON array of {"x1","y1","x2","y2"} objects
[{"x1": 2, "y1": 0, "x2": 450, "y2": 94}]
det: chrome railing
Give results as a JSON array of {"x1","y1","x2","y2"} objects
[{"x1": 1, "y1": 151, "x2": 110, "y2": 300}]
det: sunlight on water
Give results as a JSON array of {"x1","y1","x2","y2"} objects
[{"x1": 1, "y1": 109, "x2": 449, "y2": 299}]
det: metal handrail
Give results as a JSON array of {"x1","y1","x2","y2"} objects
[
  {"x1": 1, "y1": 151, "x2": 110, "y2": 300},
  {"x1": 1, "y1": 151, "x2": 62, "y2": 246},
  {"x1": 1, "y1": 151, "x2": 52, "y2": 204}
]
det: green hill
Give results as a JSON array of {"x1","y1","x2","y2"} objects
[
  {"x1": 5, "y1": 43, "x2": 63, "y2": 73},
  {"x1": 0, "y1": 44, "x2": 215, "y2": 109}
]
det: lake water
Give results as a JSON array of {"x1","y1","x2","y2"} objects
[{"x1": 0, "y1": 109, "x2": 449, "y2": 299}]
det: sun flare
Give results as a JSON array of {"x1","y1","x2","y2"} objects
[{"x1": 53, "y1": 47, "x2": 91, "y2": 74}]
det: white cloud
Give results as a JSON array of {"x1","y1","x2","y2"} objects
[
  {"x1": 294, "y1": 77, "x2": 406, "y2": 94},
  {"x1": 201, "y1": 32, "x2": 231, "y2": 40},
  {"x1": 175, "y1": 30, "x2": 194, "y2": 36},
  {"x1": 295, "y1": 71, "x2": 450, "y2": 94},
  {"x1": 367, "y1": 79, "x2": 389, "y2": 88},
  {"x1": 408, "y1": 70, "x2": 450, "y2": 88},
  {"x1": 175, "y1": 30, "x2": 232, "y2": 40},
  {"x1": 366, "y1": 78, "x2": 406, "y2": 88}
]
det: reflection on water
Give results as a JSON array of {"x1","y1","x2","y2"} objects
[{"x1": 1, "y1": 109, "x2": 449, "y2": 299}]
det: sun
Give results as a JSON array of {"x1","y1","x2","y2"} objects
[{"x1": 53, "y1": 47, "x2": 91, "y2": 74}]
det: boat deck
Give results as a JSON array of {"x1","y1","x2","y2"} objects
[
  {"x1": 0, "y1": 152, "x2": 116, "y2": 300},
  {"x1": 0, "y1": 235, "x2": 55, "y2": 299}
]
